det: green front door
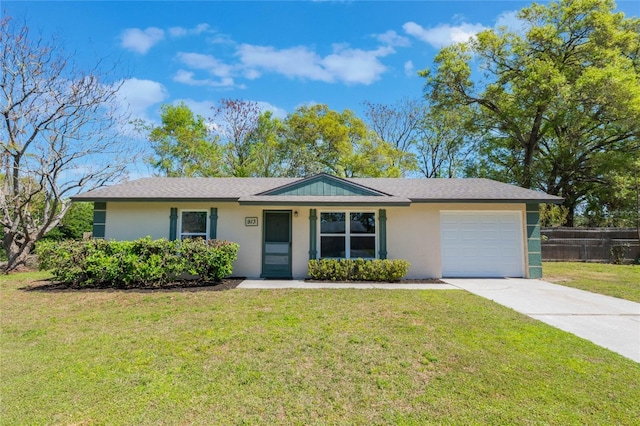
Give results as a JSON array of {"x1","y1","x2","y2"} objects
[{"x1": 261, "y1": 210, "x2": 292, "y2": 278}]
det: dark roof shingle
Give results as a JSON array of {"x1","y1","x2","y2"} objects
[{"x1": 72, "y1": 176, "x2": 562, "y2": 204}]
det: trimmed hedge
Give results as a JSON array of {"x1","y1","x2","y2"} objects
[
  {"x1": 36, "y1": 237, "x2": 239, "y2": 288},
  {"x1": 308, "y1": 258, "x2": 410, "y2": 282}
]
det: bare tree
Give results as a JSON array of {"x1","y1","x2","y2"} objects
[
  {"x1": 210, "y1": 98, "x2": 262, "y2": 177},
  {"x1": 1, "y1": 17, "x2": 132, "y2": 272},
  {"x1": 363, "y1": 98, "x2": 423, "y2": 176}
]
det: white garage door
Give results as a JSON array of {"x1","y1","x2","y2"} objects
[{"x1": 441, "y1": 211, "x2": 525, "y2": 278}]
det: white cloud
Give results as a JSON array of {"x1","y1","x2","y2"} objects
[
  {"x1": 242, "y1": 68, "x2": 261, "y2": 80},
  {"x1": 404, "y1": 60, "x2": 415, "y2": 77},
  {"x1": 322, "y1": 45, "x2": 388, "y2": 85},
  {"x1": 174, "y1": 98, "x2": 216, "y2": 119},
  {"x1": 495, "y1": 11, "x2": 527, "y2": 33},
  {"x1": 255, "y1": 101, "x2": 288, "y2": 119},
  {"x1": 237, "y1": 44, "x2": 332, "y2": 82},
  {"x1": 116, "y1": 78, "x2": 168, "y2": 119},
  {"x1": 173, "y1": 69, "x2": 242, "y2": 89},
  {"x1": 120, "y1": 27, "x2": 165, "y2": 54},
  {"x1": 403, "y1": 21, "x2": 487, "y2": 48},
  {"x1": 375, "y1": 30, "x2": 410, "y2": 48},
  {"x1": 236, "y1": 43, "x2": 390, "y2": 85},
  {"x1": 176, "y1": 52, "x2": 234, "y2": 78},
  {"x1": 169, "y1": 23, "x2": 210, "y2": 38},
  {"x1": 171, "y1": 30, "x2": 399, "y2": 87}
]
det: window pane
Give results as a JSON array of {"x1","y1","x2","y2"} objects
[
  {"x1": 350, "y1": 236, "x2": 376, "y2": 258},
  {"x1": 350, "y1": 212, "x2": 375, "y2": 234},
  {"x1": 265, "y1": 212, "x2": 290, "y2": 243},
  {"x1": 320, "y1": 212, "x2": 345, "y2": 234},
  {"x1": 182, "y1": 211, "x2": 207, "y2": 233},
  {"x1": 181, "y1": 235, "x2": 206, "y2": 241},
  {"x1": 321, "y1": 236, "x2": 345, "y2": 258}
]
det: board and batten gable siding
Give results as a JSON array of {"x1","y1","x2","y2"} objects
[{"x1": 265, "y1": 174, "x2": 382, "y2": 197}]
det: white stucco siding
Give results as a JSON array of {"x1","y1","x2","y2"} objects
[
  {"x1": 104, "y1": 202, "x2": 310, "y2": 279},
  {"x1": 215, "y1": 205, "x2": 310, "y2": 278},
  {"x1": 386, "y1": 203, "x2": 527, "y2": 279},
  {"x1": 102, "y1": 201, "x2": 529, "y2": 280},
  {"x1": 385, "y1": 205, "x2": 441, "y2": 279},
  {"x1": 105, "y1": 202, "x2": 175, "y2": 240}
]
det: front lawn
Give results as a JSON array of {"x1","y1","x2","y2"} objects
[
  {"x1": 543, "y1": 262, "x2": 640, "y2": 302},
  {"x1": 1, "y1": 272, "x2": 639, "y2": 424}
]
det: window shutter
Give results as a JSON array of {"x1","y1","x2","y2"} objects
[
  {"x1": 209, "y1": 208, "x2": 218, "y2": 240},
  {"x1": 378, "y1": 209, "x2": 387, "y2": 259},
  {"x1": 169, "y1": 207, "x2": 178, "y2": 241},
  {"x1": 309, "y1": 208, "x2": 317, "y2": 259}
]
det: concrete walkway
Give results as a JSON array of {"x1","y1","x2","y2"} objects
[
  {"x1": 237, "y1": 279, "x2": 457, "y2": 290},
  {"x1": 442, "y1": 278, "x2": 640, "y2": 363}
]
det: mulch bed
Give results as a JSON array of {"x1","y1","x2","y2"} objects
[{"x1": 20, "y1": 277, "x2": 445, "y2": 292}]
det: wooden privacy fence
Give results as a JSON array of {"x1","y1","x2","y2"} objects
[{"x1": 541, "y1": 228, "x2": 639, "y2": 263}]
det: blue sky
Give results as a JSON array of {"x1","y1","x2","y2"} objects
[{"x1": 5, "y1": 0, "x2": 640, "y2": 126}]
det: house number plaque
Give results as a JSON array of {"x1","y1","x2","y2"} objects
[{"x1": 245, "y1": 217, "x2": 258, "y2": 226}]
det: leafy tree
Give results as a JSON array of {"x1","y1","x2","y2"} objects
[
  {"x1": 282, "y1": 104, "x2": 405, "y2": 177},
  {"x1": 1, "y1": 17, "x2": 132, "y2": 272},
  {"x1": 246, "y1": 111, "x2": 288, "y2": 177},
  {"x1": 144, "y1": 102, "x2": 222, "y2": 177},
  {"x1": 421, "y1": 0, "x2": 640, "y2": 225},
  {"x1": 579, "y1": 156, "x2": 640, "y2": 232},
  {"x1": 416, "y1": 106, "x2": 479, "y2": 178},
  {"x1": 43, "y1": 202, "x2": 94, "y2": 241}
]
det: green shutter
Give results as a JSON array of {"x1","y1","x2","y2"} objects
[
  {"x1": 209, "y1": 208, "x2": 218, "y2": 240},
  {"x1": 378, "y1": 209, "x2": 387, "y2": 259},
  {"x1": 169, "y1": 208, "x2": 178, "y2": 241},
  {"x1": 309, "y1": 208, "x2": 317, "y2": 259},
  {"x1": 526, "y1": 203, "x2": 542, "y2": 278}
]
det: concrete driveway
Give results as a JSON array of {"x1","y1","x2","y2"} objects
[{"x1": 442, "y1": 278, "x2": 640, "y2": 363}]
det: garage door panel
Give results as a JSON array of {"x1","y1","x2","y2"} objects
[{"x1": 441, "y1": 211, "x2": 524, "y2": 278}]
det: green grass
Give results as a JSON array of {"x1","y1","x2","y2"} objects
[
  {"x1": 2, "y1": 272, "x2": 639, "y2": 425},
  {"x1": 544, "y1": 262, "x2": 640, "y2": 302}
]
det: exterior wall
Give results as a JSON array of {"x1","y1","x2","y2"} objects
[
  {"x1": 385, "y1": 203, "x2": 527, "y2": 279},
  {"x1": 103, "y1": 201, "x2": 530, "y2": 279},
  {"x1": 104, "y1": 202, "x2": 310, "y2": 278}
]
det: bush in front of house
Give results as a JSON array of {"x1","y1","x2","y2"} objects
[
  {"x1": 308, "y1": 258, "x2": 411, "y2": 282},
  {"x1": 178, "y1": 238, "x2": 239, "y2": 281},
  {"x1": 36, "y1": 237, "x2": 239, "y2": 288}
]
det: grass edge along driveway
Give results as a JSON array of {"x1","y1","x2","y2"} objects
[
  {"x1": 543, "y1": 262, "x2": 640, "y2": 302},
  {"x1": 1, "y1": 271, "x2": 639, "y2": 425}
]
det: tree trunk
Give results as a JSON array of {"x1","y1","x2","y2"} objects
[{"x1": 2, "y1": 236, "x2": 35, "y2": 273}]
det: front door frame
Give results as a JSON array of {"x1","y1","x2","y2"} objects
[{"x1": 261, "y1": 210, "x2": 292, "y2": 278}]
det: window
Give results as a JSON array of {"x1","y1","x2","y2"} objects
[
  {"x1": 180, "y1": 211, "x2": 208, "y2": 240},
  {"x1": 320, "y1": 211, "x2": 376, "y2": 259}
]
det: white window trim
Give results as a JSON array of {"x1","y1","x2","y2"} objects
[
  {"x1": 318, "y1": 210, "x2": 377, "y2": 259},
  {"x1": 179, "y1": 209, "x2": 209, "y2": 240}
]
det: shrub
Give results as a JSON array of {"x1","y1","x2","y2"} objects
[
  {"x1": 178, "y1": 239, "x2": 239, "y2": 282},
  {"x1": 308, "y1": 258, "x2": 410, "y2": 282},
  {"x1": 36, "y1": 237, "x2": 239, "y2": 288}
]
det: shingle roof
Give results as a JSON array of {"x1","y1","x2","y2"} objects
[
  {"x1": 72, "y1": 176, "x2": 563, "y2": 204},
  {"x1": 351, "y1": 178, "x2": 562, "y2": 202}
]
